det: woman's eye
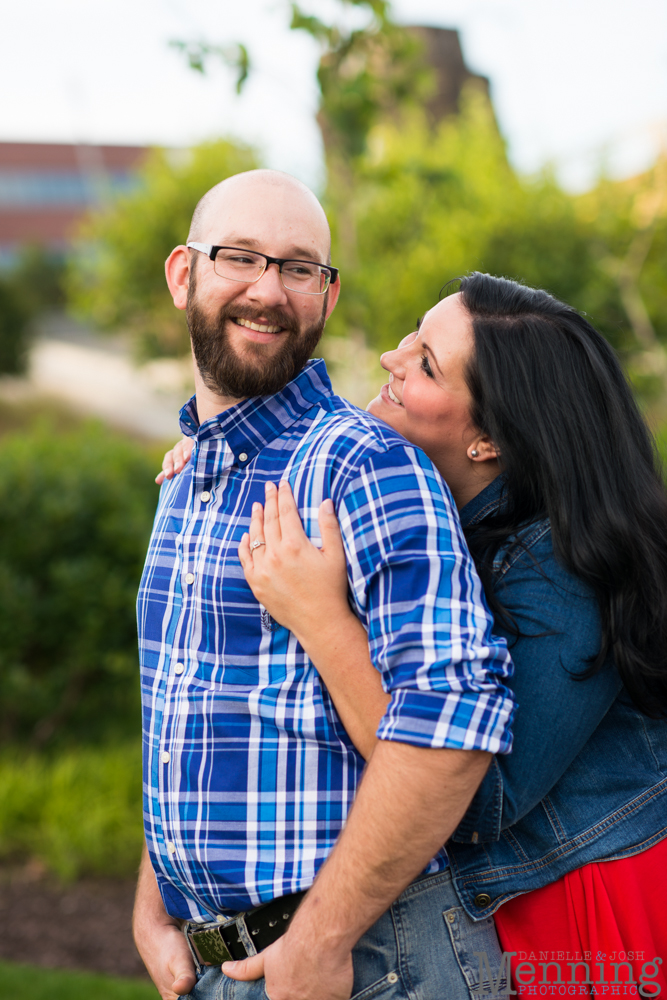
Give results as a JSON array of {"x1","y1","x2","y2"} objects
[{"x1": 421, "y1": 354, "x2": 434, "y2": 378}]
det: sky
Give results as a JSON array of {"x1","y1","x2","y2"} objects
[{"x1": 0, "y1": 0, "x2": 665, "y2": 192}]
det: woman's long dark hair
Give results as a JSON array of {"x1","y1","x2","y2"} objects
[{"x1": 458, "y1": 272, "x2": 667, "y2": 717}]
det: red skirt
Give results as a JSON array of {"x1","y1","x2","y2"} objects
[{"x1": 493, "y1": 837, "x2": 667, "y2": 997}]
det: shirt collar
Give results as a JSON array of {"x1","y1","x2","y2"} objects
[
  {"x1": 178, "y1": 358, "x2": 334, "y2": 468},
  {"x1": 459, "y1": 474, "x2": 506, "y2": 528}
]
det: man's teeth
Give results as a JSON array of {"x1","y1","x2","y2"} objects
[
  {"x1": 387, "y1": 384, "x2": 402, "y2": 405},
  {"x1": 236, "y1": 318, "x2": 282, "y2": 334}
]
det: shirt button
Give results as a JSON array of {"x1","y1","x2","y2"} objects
[
  {"x1": 238, "y1": 452, "x2": 248, "y2": 462},
  {"x1": 200, "y1": 491, "x2": 211, "y2": 502},
  {"x1": 161, "y1": 751, "x2": 170, "y2": 763},
  {"x1": 185, "y1": 573, "x2": 195, "y2": 585},
  {"x1": 167, "y1": 842, "x2": 176, "y2": 854},
  {"x1": 174, "y1": 663, "x2": 185, "y2": 674}
]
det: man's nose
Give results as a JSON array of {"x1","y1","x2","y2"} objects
[{"x1": 246, "y1": 262, "x2": 289, "y2": 307}]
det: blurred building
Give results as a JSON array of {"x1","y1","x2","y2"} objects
[{"x1": 0, "y1": 142, "x2": 147, "y2": 266}]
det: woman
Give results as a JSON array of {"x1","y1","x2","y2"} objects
[{"x1": 161, "y1": 274, "x2": 667, "y2": 992}]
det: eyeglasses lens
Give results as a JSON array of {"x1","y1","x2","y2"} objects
[{"x1": 213, "y1": 249, "x2": 330, "y2": 294}]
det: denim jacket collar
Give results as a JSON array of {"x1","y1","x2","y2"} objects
[{"x1": 459, "y1": 475, "x2": 505, "y2": 529}]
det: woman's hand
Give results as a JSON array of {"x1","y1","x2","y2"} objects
[
  {"x1": 155, "y1": 438, "x2": 194, "y2": 485},
  {"x1": 238, "y1": 480, "x2": 390, "y2": 761},
  {"x1": 238, "y1": 480, "x2": 350, "y2": 640}
]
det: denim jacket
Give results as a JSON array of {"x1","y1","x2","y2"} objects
[{"x1": 447, "y1": 476, "x2": 667, "y2": 921}]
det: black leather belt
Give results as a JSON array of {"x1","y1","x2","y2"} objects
[{"x1": 185, "y1": 891, "x2": 306, "y2": 966}]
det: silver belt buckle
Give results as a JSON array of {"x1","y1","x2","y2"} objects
[{"x1": 188, "y1": 924, "x2": 234, "y2": 965}]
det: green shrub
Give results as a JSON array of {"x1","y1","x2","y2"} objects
[
  {"x1": 0, "y1": 421, "x2": 159, "y2": 745},
  {"x1": 0, "y1": 278, "x2": 31, "y2": 375},
  {"x1": 0, "y1": 742, "x2": 142, "y2": 880},
  {"x1": 9, "y1": 243, "x2": 67, "y2": 314},
  {"x1": 0, "y1": 960, "x2": 156, "y2": 999}
]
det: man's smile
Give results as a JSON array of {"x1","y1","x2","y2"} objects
[{"x1": 234, "y1": 317, "x2": 285, "y2": 335}]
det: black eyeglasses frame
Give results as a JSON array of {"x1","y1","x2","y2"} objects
[{"x1": 186, "y1": 242, "x2": 339, "y2": 295}]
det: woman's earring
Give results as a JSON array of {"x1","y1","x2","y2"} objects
[{"x1": 470, "y1": 449, "x2": 479, "y2": 458}]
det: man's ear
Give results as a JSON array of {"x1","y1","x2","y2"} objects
[
  {"x1": 165, "y1": 246, "x2": 190, "y2": 311},
  {"x1": 324, "y1": 275, "x2": 341, "y2": 321}
]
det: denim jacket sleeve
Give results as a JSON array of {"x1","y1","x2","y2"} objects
[{"x1": 452, "y1": 521, "x2": 623, "y2": 845}]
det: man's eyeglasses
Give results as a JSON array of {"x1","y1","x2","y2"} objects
[{"x1": 187, "y1": 243, "x2": 339, "y2": 296}]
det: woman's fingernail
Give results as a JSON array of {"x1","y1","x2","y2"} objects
[
  {"x1": 279, "y1": 479, "x2": 289, "y2": 488},
  {"x1": 253, "y1": 502, "x2": 261, "y2": 513},
  {"x1": 265, "y1": 481, "x2": 276, "y2": 492},
  {"x1": 322, "y1": 498, "x2": 334, "y2": 513}
]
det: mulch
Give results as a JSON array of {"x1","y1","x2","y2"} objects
[{"x1": 0, "y1": 861, "x2": 148, "y2": 978}]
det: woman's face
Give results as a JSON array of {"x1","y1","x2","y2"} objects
[{"x1": 366, "y1": 292, "x2": 498, "y2": 505}]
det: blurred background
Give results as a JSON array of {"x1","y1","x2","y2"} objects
[{"x1": 0, "y1": 1, "x2": 665, "y2": 996}]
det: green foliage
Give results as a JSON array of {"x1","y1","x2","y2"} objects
[
  {"x1": 0, "y1": 960, "x2": 156, "y2": 999},
  {"x1": 291, "y1": 1, "x2": 430, "y2": 161},
  {"x1": 0, "y1": 421, "x2": 159, "y2": 746},
  {"x1": 11, "y1": 244, "x2": 67, "y2": 314},
  {"x1": 0, "y1": 743, "x2": 142, "y2": 880},
  {"x1": 66, "y1": 139, "x2": 258, "y2": 358},
  {"x1": 0, "y1": 246, "x2": 68, "y2": 376},
  {"x1": 326, "y1": 85, "x2": 666, "y2": 361},
  {"x1": 0, "y1": 278, "x2": 31, "y2": 375},
  {"x1": 169, "y1": 40, "x2": 250, "y2": 92}
]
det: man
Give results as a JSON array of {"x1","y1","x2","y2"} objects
[{"x1": 133, "y1": 169, "x2": 514, "y2": 1000}]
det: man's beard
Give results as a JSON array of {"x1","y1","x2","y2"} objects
[{"x1": 187, "y1": 279, "x2": 327, "y2": 400}]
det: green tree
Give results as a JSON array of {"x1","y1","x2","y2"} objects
[{"x1": 66, "y1": 139, "x2": 258, "y2": 358}]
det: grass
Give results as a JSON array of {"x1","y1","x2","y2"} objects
[
  {"x1": 0, "y1": 743, "x2": 143, "y2": 880},
  {"x1": 0, "y1": 961, "x2": 157, "y2": 1000}
]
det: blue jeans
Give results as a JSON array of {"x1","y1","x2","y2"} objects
[{"x1": 180, "y1": 869, "x2": 509, "y2": 1000}]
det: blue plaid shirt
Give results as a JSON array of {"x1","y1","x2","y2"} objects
[{"x1": 137, "y1": 359, "x2": 514, "y2": 920}]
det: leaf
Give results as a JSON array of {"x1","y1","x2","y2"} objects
[
  {"x1": 169, "y1": 39, "x2": 251, "y2": 92},
  {"x1": 289, "y1": 4, "x2": 335, "y2": 44}
]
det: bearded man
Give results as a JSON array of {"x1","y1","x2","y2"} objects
[{"x1": 133, "y1": 169, "x2": 514, "y2": 1000}]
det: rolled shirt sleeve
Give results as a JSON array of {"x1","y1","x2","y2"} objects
[{"x1": 338, "y1": 445, "x2": 515, "y2": 754}]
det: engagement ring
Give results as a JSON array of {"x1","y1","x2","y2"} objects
[{"x1": 251, "y1": 540, "x2": 266, "y2": 550}]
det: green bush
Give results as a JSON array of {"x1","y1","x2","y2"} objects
[
  {"x1": 0, "y1": 960, "x2": 156, "y2": 999},
  {"x1": 0, "y1": 278, "x2": 31, "y2": 375},
  {"x1": 9, "y1": 243, "x2": 67, "y2": 314},
  {"x1": 0, "y1": 742, "x2": 142, "y2": 880},
  {"x1": 0, "y1": 421, "x2": 159, "y2": 745}
]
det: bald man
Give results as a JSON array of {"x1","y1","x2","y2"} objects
[{"x1": 133, "y1": 170, "x2": 514, "y2": 1000}]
